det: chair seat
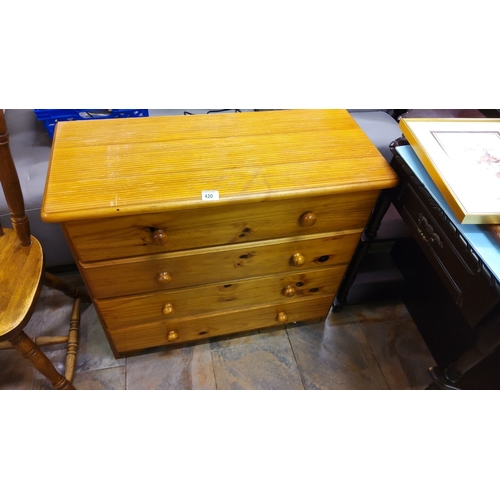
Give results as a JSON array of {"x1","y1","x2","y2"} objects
[{"x1": 0, "y1": 228, "x2": 44, "y2": 338}]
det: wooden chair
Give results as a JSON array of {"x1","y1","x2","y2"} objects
[{"x1": 0, "y1": 109, "x2": 91, "y2": 390}]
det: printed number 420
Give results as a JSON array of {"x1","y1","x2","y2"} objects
[{"x1": 202, "y1": 190, "x2": 219, "y2": 201}]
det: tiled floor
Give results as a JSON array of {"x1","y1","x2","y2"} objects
[{"x1": 0, "y1": 270, "x2": 436, "y2": 390}]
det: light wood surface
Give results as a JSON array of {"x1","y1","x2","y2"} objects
[
  {"x1": 64, "y1": 191, "x2": 378, "y2": 262},
  {"x1": 81, "y1": 230, "x2": 361, "y2": 299},
  {"x1": 41, "y1": 110, "x2": 397, "y2": 222},
  {"x1": 110, "y1": 294, "x2": 335, "y2": 353},
  {"x1": 0, "y1": 229, "x2": 44, "y2": 336},
  {"x1": 95, "y1": 266, "x2": 346, "y2": 330}
]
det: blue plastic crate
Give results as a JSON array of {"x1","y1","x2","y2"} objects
[{"x1": 34, "y1": 109, "x2": 149, "y2": 138}]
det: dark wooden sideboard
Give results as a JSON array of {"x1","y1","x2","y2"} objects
[{"x1": 334, "y1": 110, "x2": 500, "y2": 389}]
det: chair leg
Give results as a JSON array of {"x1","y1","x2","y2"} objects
[
  {"x1": 65, "y1": 298, "x2": 81, "y2": 383},
  {"x1": 9, "y1": 330, "x2": 75, "y2": 390},
  {"x1": 44, "y1": 272, "x2": 91, "y2": 303}
]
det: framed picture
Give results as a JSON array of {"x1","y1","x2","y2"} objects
[{"x1": 399, "y1": 118, "x2": 500, "y2": 224}]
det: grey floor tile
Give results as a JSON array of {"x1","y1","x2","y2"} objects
[
  {"x1": 34, "y1": 366, "x2": 126, "y2": 390},
  {"x1": 74, "y1": 305, "x2": 126, "y2": 373},
  {"x1": 211, "y1": 328, "x2": 304, "y2": 390},
  {"x1": 24, "y1": 284, "x2": 124, "y2": 375},
  {"x1": 351, "y1": 299, "x2": 411, "y2": 324},
  {"x1": 210, "y1": 325, "x2": 285, "y2": 350},
  {"x1": 2, "y1": 269, "x2": 436, "y2": 391},
  {"x1": 73, "y1": 366, "x2": 126, "y2": 390},
  {"x1": 126, "y1": 343, "x2": 216, "y2": 390},
  {"x1": 287, "y1": 315, "x2": 390, "y2": 390},
  {"x1": 0, "y1": 350, "x2": 35, "y2": 390},
  {"x1": 362, "y1": 315, "x2": 436, "y2": 390}
]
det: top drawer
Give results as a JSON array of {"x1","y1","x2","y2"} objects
[{"x1": 64, "y1": 191, "x2": 378, "y2": 262}]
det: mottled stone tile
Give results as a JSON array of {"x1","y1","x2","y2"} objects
[
  {"x1": 210, "y1": 326, "x2": 286, "y2": 350},
  {"x1": 34, "y1": 366, "x2": 126, "y2": 390},
  {"x1": 0, "y1": 349, "x2": 35, "y2": 390},
  {"x1": 287, "y1": 317, "x2": 390, "y2": 390},
  {"x1": 362, "y1": 316, "x2": 435, "y2": 390},
  {"x1": 73, "y1": 305, "x2": 125, "y2": 373},
  {"x1": 25, "y1": 283, "x2": 124, "y2": 377},
  {"x1": 211, "y1": 329, "x2": 304, "y2": 390},
  {"x1": 352, "y1": 299, "x2": 411, "y2": 324},
  {"x1": 126, "y1": 343, "x2": 216, "y2": 390}
]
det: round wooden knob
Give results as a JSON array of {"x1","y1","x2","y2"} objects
[
  {"x1": 300, "y1": 212, "x2": 317, "y2": 227},
  {"x1": 152, "y1": 229, "x2": 168, "y2": 246},
  {"x1": 283, "y1": 285, "x2": 296, "y2": 297},
  {"x1": 167, "y1": 330, "x2": 179, "y2": 342},
  {"x1": 292, "y1": 252, "x2": 305, "y2": 267},
  {"x1": 277, "y1": 312, "x2": 288, "y2": 323},
  {"x1": 163, "y1": 303, "x2": 175, "y2": 315},
  {"x1": 157, "y1": 271, "x2": 172, "y2": 284}
]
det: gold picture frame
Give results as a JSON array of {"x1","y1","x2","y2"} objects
[{"x1": 400, "y1": 117, "x2": 500, "y2": 224}]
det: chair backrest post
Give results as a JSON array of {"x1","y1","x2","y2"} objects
[{"x1": 0, "y1": 110, "x2": 31, "y2": 247}]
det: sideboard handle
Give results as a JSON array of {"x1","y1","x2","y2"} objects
[{"x1": 417, "y1": 214, "x2": 443, "y2": 248}]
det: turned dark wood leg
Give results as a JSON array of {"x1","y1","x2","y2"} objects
[
  {"x1": 9, "y1": 330, "x2": 75, "y2": 390},
  {"x1": 44, "y1": 272, "x2": 91, "y2": 303},
  {"x1": 333, "y1": 190, "x2": 394, "y2": 312},
  {"x1": 429, "y1": 316, "x2": 500, "y2": 389}
]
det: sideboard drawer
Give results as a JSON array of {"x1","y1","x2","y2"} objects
[
  {"x1": 82, "y1": 230, "x2": 361, "y2": 299},
  {"x1": 396, "y1": 183, "x2": 470, "y2": 302},
  {"x1": 396, "y1": 181, "x2": 500, "y2": 327},
  {"x1": 109, "y1": 294, "x2": 335, "y2": 354},
  {"x1": 64, "y1": 191, "x2": 377, "y2": 262},
  {"x1": 95, "y1": 266, "x2": 346, "y2": 330}
]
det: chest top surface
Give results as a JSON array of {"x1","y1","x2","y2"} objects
[{"x1": 41, "y1": 109, "x2": 397, "y2": 222}]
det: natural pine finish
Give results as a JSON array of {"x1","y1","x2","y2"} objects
[
  {"x1": 63, "y1": 191, "x2": 379, "y2": 262},
  {"x1": 41, "y1": 110, "x2": 397, "y2": 222},
  {"x1": 96, "y1": 266, "x2": 346, "y2": 330},
  {"x1": 110, "y1": 294, "x2": 336, "y2": 353},
  {"x1": 81, "y1": 230, "x2": 362, "y2": 300},
  {"x1": 0, "y1": 109, "x2": 91, "y2": 389},
  {"x1": 42, "y1": 110, "x2": 398, "y2": 356}
]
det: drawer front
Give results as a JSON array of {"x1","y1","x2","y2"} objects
[
  {"x1": 82, "y1": 230, "x2": 361, "y2": 299},
  {"x1": 109, "y1": 294, "x2": 335, "y2": 354},
  {"x1": 95, "y1": 266, "x2": 346, "y2": 330},
  {"x1": 65, "y1": 191, "x2": 378, "y2": 262},
  {"x1": 395, "y1": 183, "x2": 499, "y2": 326}
]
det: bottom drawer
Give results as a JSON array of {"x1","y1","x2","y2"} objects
[{"x1": 108, "y1": 294, "x2": 334, "y2": 354}]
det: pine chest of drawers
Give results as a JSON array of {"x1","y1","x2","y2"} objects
[{"x1": 41, "y1": 109, "x2": 398, "y2": 357}]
